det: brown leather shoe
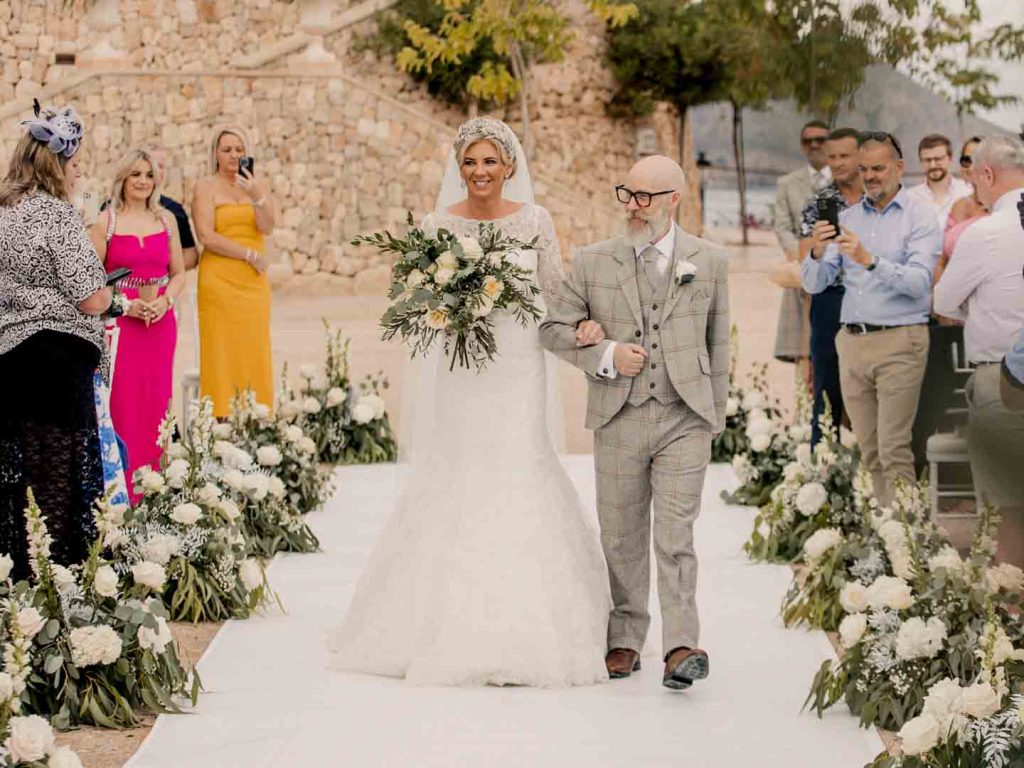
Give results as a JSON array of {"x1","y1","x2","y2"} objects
[
  {"x1": 606, "y1": 648, "x2": 641, "y2": 679},
  {"x1": 663, "y1": 647, "x2": 709, "y2": 690}
]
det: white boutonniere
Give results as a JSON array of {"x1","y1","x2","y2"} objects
[{"x1": 675, "y1": 260, "x2": 698, "y2": 285}]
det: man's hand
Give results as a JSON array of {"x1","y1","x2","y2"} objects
[
  {"x1": 575, "y1": 319, "x2": 606, "y2": 347},
  {"x1": 836, "y1": 231, "x2": 873, "y2": 267},
  {"x1": 809, "y1": 220, "x2": 837, "y2": 259},
  {"x1": 613, "y1": 343, "x2": 647, "y2": 377}
]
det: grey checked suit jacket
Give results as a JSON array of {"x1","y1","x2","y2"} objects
[
  {"x1": 773, "y1": 167, "x2": 815, "y2": 257},
  {"x1": 539, "y1": 225, "x2": 730, "y2": 432}
]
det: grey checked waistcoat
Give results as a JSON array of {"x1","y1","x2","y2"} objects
[{"x1": 627, "y1": 261, "x2": 681, "y2": 407}]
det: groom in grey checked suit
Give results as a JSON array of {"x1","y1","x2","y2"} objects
[{"x1": 540, "y1": 155, "x2": 729, "y2": 690}]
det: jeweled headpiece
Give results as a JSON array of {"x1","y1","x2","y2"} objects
[
  {"x1": 452, "y1": 117, "x2": 519, "y2": 166},
  {"x1": 21, "y1": 99, "x2": 84, "y2": 159}
]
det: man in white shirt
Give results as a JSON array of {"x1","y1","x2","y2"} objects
[
  {"x1": 908, "y1": 133, "x2": 972, "y2": 226},
  {"x1": 934, "y1": 135, "x2": 1024, "y2": 562}
]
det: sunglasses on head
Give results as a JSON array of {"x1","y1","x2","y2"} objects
[
  {"x1": 858, "y1": 131, "x2": 903, "y2": 159},
  {"x1": 959, "y1": 155, "x2": 973, "y2": 168}
]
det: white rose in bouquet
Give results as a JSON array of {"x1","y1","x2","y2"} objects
[
  {"x1": 962, "y1": 681, "x2": 1001, "y2": 719},
  {"x1": 744, "y1": 390, "x2": 766, "y2": 410},
  {"x1": 458, "y1": 236, "x2": 484, "y2": 261},
  {"x1": 352, "y1": 397, "x2": 378, "y2": 424},
  {"x1": 895, "y1": 616, "x2": 948, "y2": 661},
  {"x1": 927, "y1": 546, "x2": 964, "y2": 576},
  {"x1": 48, "y1": 746, "x2": 85, "y2": 768},
  {"x1": 170, "y1": 503, "x2": 203, "y2": 527},
  {"x1": 986, "y1": 563, "x2": 1024, "y2": 593},
  {"x1": 278, "y1": 399, "x2": 302, "y2": 419},
  {"x1": 269, "y1": 476, "x2": 287, "y2": 500},
  {"x1": 299, "y1": 364, "x2": 318, "y2": 381},
  {"x1": 16, "y1": 607, "x2": 45, "y2": 639},
  {"x1": 4, "y1": 714, "x2": 55, "y2": 762},
  {"x1": 436, "y1": 250, "x2": 459, "y2": 270},
  {"x1": 795, "y1": 482, "x2": 828, "y2": 517},
  {"x1": 93, "y1": 564, "x2": 119, "y2": 598},
  {"x1": 137, "y1": 616, "x2": 173, "y2": 654},
  {"x1": 839, "y1": 581, "x2": 870, "y2": 613},
  {"x1": 142, "y1": 533, "x2": 182, "y2": 565},
  {"x1": 303, "y1": 397, "x2": 322, "y2": 415},
  {"x1": 745, "y1": 417, "x2": 772, "y2": 439},
  {"x1": 803, "y1": 527, "x2": 842, "y2": 563},
  {"x1": 297, "y1": 436, "x2": 317, "y2": 455},
  {"x1": 866, "y1": 575, "x2": 915, "y2": 611},
  {"x1": 839, "y1": 613, "x2": 867, "y2": 649},
  {"x1": 424, "y1": 307, "x2": 450, "y2": 330},
  {"x1": 242, "y1": 473, "x2": 270, "y2": 501},
  {"x1": 921, "y1": 678, "x2": 966, "y2": 737},
  {"x1": 70, "y1": 625, "x2": 122, "y2": 667},
  {"x1": 138, "y1": 468, "x2": 166, "y2": 494},
  {"x1": 222, "y1": 469, "x2": 245, "y2": 491},
  {"x1": 212, "y1": 423, "x2": 234, "y2": 440},
  {"x1": 51, "y1": 564, "x2": 77, "y2": 594},
  {"x1": 239, "y1": 559, "x2": 263, "y2": 592},
  {"x1": 257, "y1": 446, "x2": 283, "y2": 467},
  {"x1": 725, "y1": 397, "x2": 739, "y2": 417},
  {"x1": 749, "y1": 434, "x2": 772, "y2": 453},
  {"x1": 434, "y1": 267, "x2": 455, "y2": 286},
  {"x1": 0, "y1": 554, "x2": 12, "y2": 582},
  {"x1": 898, "y1": 713, "x2": 941, "y2": 756},
  {"x1": 253, "y1": 403, "x2": 271, "y2": 420},
  {"x1": 284, "y1": 425, "x2": 304, "y2": 443},
  {"x1": 197, "y1": 483, "x2": 222, "y2": 505},
  {"x1": 326, "y1": 387, "x2": 348, "y2": 408},
  {"x1": 406, "y1": 268, "x2": 426, "y2": 287},
  {"x1": 165, "y1": 458, "x2": 190, "y2": 489},
  {"x1": 214, "y1": 441, "x2": 253, "y2": 470},
  {"x1": 132, "y1": 562, "x2": 167, "y2": 592},
  {"x1": 218, "y1": 498, "x2": 241, "y2": 523}
]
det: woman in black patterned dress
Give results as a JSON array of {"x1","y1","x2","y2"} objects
[{"x1": 0, "y1": 104, "x2": 112, "y2": 577}]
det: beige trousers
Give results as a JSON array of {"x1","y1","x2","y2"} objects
[
  {"x1": 594, "y1": 399, "x2": 711, "y2": 658},
  {"x1": 836, "y1": 324, "x2": 929, "y2": 507}
]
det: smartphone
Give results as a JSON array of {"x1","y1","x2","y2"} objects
[
  {"x1": 816, "y1": 196, "x2": 840, "y2": 238},
  {"x1": 238, "y1": 157, "x2": 254, "y2": 178},
  {"x1": 105, "y1": 267, "x2": 132, "y2": 286}
]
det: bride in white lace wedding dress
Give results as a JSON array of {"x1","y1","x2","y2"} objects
[{"x1": 327, "y1": 118, "x2": 611, "y2": 687}]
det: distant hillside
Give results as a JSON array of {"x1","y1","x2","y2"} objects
[{"x1": 691, "y1": 65, "x2": 1017, "y2": 180}]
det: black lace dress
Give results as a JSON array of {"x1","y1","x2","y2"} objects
[{"x1": 0, "y1": 194, "x2": 108, "y2": 578}]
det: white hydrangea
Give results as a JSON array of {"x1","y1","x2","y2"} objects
[
  {"x1": 137, "y1": 616, "x2": 174, "y2": 655},
  {"x1": 927, "y1": 547, "x2": 964, "y2": 576},
  {"x1": 795, "y1": 482, "x2": 828, "y2": 517},
  {"x1": 93, "y1": 564, "x2": 119, "y2": 598},
  {"x1": 132, "y1": 562, "x2": 167, "y2": 592},
  {"x1": 866, "y1": 575, "x2": 915, "y2": 611},
  {"x1": 782, "y1": 461, "x2": 805, "y2": 484},
  {"x1": 170, "y1": 503, "x2": 202, "y2": 527},
  {"x1": 16, "y1": 607, "x2": 45, "y2": 639},
  {"x1": 69, "y1": 625, "x2": 122, "y2": 667},
  {"x1": 256, "y1": 446, "x2": 283, "y2": 467},
  {"x1": 212, "y1": 423, "x2": 234, "y2": 440},
  {"x1": 252, "y1": 403, "x2": 271, "y2": 420},
  {"x1": 213, "y1": 441, "x2": 253, "y2": 471},
  {"x1": 895, "y1": 617, "x2": 948, "y2": 661},
  {"x1": 284, "y1": 425, "x2": 304, "y2": 443},
  {"x1": 141, "y1": 533, "x2": 182, "y2": 565},
  {"x1": 745, "y1": 417, "x2": 772, "y2": 439},
  {"x1": 986, "y1": 563, "x2": 1024, "y2": 593},
  {"x1": 4, "y1": 714, "x2": 55, "y2": 762},
  {"x1": 297, "y1": 437, "x2": 317, "y2": 455},
  {"x1": 164, "y1": 458, "x2": 190, "y2": 489},
  {"x1": 839, "y1": 613, "x2": 867, "y2": 649},
  {"x1": 803, "y1": 527, "x2": 842, "y2": 564},
  {"x1": 839, "y1": 581, "x2": 869, "y2": 613},
  {"x1": 921, "y1": 678, "x2": 966, "y2": 738}
]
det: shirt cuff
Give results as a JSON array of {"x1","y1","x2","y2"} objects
[{"x1": 597, "y1": 342, "x2": 618, "y2": 379}]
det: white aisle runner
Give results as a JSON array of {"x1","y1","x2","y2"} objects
[{"x1": 127, "y1": 458, "x2": 883, "y2": 768}]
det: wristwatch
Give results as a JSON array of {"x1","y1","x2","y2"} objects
[{"x1": 866, "y1": 254, "x2": 877, "y2": 271}]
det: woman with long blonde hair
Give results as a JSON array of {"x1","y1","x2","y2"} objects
[
  {"x1": 0, "y1": 103, "x2": 111, "y2": 577},
  {"x1": 89, "y1": 148, "x2": 185, "y2": 501},
  {"x1": 192, "y1": 124, "x2": 276, "y2": 417}
]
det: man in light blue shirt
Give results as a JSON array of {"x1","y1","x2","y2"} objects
[
  {"x1": 1003, "y1": 328, "x2": 1024, "y2": 411},
  {"x1": 803, "y1": 132, "x2": 941, "y2": 505}
]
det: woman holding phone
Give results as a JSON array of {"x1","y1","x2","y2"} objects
[
  {"x1": 0, "y1": 103, "x2": 112, "y2": 577},
  {"x1": 193, "y1": 125, "x2": 276, "y2": 417},
  {"x1": 90, "y1": 148, "x2": 185, "y2": 501}
]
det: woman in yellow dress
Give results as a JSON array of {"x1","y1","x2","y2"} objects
[{"x1": 193, "y1": 125, "x2": 276, "y2": 417}]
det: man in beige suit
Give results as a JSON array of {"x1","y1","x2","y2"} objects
[{"x1": 540, "y1": 155, "x2": 729, "y2": 691}]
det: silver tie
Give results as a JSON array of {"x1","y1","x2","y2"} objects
[{"x1": 640, "y1": 245, "x2": 662, "y2": 287}]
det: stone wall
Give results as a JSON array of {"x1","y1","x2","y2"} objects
[{"x1": 0, "y1": 0, "x2": 700, "y2": 292}]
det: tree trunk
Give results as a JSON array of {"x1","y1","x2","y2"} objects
[
  {"x1": 678, "y1": 106, "x2": 688, "y2": 227},
  {"x1": 731, "y1": 99, "x2": 749, "y2": 246},
  {"x1": 509, "y1": 42, "x2": 532, "y2": 160},
  {"x1": 467, "y1": 97, "x2": 479, "y2": 118}
]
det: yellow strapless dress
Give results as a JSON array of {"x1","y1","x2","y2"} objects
[{"x1": 197, "y1": 204, "x2": 273, "y2": 418}]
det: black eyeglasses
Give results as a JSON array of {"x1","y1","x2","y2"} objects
[
  {"x1": 959, "y1": 155, "x2": 973, "y2": 168},
  {"x1": 615, "y1": 185, "x2": 675, "y2": 208},
  {"x1": 858, "y1": 131, "x2": 903, "y2": 159}
]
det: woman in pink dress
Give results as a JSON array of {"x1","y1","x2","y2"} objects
[{"x1": 90, "y1": 149, "x2": 185, "y2": 502}]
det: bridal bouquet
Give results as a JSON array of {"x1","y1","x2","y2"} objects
[{"x1": 354, "y1": 213, "x2": 542, "y2": 371}]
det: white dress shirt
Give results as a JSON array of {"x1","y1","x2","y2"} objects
[
  {"x1": 933, "y1": 187, "x2": 1024, "y2": 364},
  {"x1": 597, "y1": 226, "x2": 677, "y2": 378},
  {"x1": 809, "y1": 165, "x2": 832, "y2": 193},
  {"x1": 908, "y1": 176, "x2": 972, "y2": 226}
]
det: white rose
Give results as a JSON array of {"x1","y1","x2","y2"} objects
[
  {"x1": 795, "y1": 482, "x2": 828, "y2": 517},
  {"x1": 48, "y1": 746, "x2": 85, "y2": 768},
  {"x1": 986, "y1": 563, "x2": 1024, "y2": 593},
  {"x1": 69, "y1": 625, "x2": 122, "y2": 667},
  {"x1": 839, "y1": 581, "x2": 869, "y2": 613},
  {"x1": 962, "y1": 681, "x2": 1001, "y2": 719},
  {"x1": 0, "y1": 672, "x2": 13, "y2": 703},
  {"x1": 299, "y1": 364, "x2": 318, "y2": 380},
  {"x1": 895, "y1": 617, "x2": 948, "y2": 661},
  {"x1": 4, "y1": 714, "x2": 55, "y2": 762},
  {"x1": 434, "y1": 266, "x2": 455, "y2": 286},
  {"x1": 239, "y1": 559, "x2": 263, "y2": 592},
  {"x1": 132, "y1": 562, "x2": 167, "y2": 592},
  {"x1": 222, "y1": 469, "x2": 245, "y2": 491},
  {"x1": 214, "y1": 440, "x2": 253, "y2": 470},
  {"x1": 285, "y1": 425, "x2": 304, "y2": 443},
  {"x1": 269, "y1": 476, "x2": 287, "y2": 500},
  {"x1": 898, "y1": 713, "x2": 941, "y2": 756},
  {"x1": 141, "y1": 533, "x2": 181, "y2": 566},
  {"x1": 196, "y1": 483, "x2": 222, "y2": 505},
  {"x1": 866, "y1": 575, "x2": 915, "y2": 611},
  {"x1": 139, "y1": 469, "x2": 166, "y2": 494},
  {"x1": 458, "y1": 236, "x2": 484, "y2": 261},
  {"x1": 257, "y1": 446, "x2": 283, "y2": 467},
  {"x1": 298, "y1": 437, "x2": 317, "y2": 455},
  {"x1": 922, "y1": 678, "x2": 966, "y2": 738},
  {"x1": 839, "y1": 613, "x2": 867, "y2": 649},
  {"x1": 137, "y1": 616, "x2": 173, "y2": 655},
  {"x1": 803, "y1": 527, "x2": 842, "y2": 564},
  {"x1": 252, "y1": 403, "x2": 271, "y2": 420},
  {"x1": 795, "y1": 443, "x2": 812, "y2": 466},
  {"x1": 927, "y1": 546, "x2": 964, "y2": 576},
  {"x1": 0, "y1": 554, "x2": 12, "y2": 582},
  {"x1": 745, "y1": 417, "x2": 772, "y2": 439},
  {"x1": 278, "y1": 399, "x2": 301, "y2": 419},
  {"x1": 749, "y1": 434, "x2": 772, "y2": 453},
  {"x1": 303, "y1": 397, "x2": 322, "y2": 415},
  {"x1": 725, "y1": 397, "x2": 739, "y2": 417},
  {"x1": 212, "y1": 423, "x2": 234, "y2": 440},
  {"x1": 436, "y1": 250, "x2": 459, "y2": 270},
  {"x1": 93, "y1": 565, "x2": 119, "y2": 598},
  {"x1": 406, "y1": 268, "x2": 426, "y2": 288},
  {"x1": 51, "y1": 564, "x2": 77, "y2": 594},
  {"x1": 164, "y1": 458, "x2": 190, "y2": 488},
  {"x1": 16, "y1": 607, "x2": 45, "y2": 639},
  {"x1": 352, "y1": 398, "x2": 377, "y2": 425},
  {"x1": 170, "y1": 502, "x2": 203, "y2": 526},
  {"x1": 326, "y1": 387, "x2": 348, "y2": 407},
  {"x1": 219, "y1": 498, "x2": 241, "y2": 523}
]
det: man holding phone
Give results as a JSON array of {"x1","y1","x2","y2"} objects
[
  {"x1": 798, "y1": 127, "x2": 863, "y2": 446},
  {"x1": 802, "y1": 132, "x2": 941, "y2": 506}
]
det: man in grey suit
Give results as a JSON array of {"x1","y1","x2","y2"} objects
[
  {"x1": 773, "y1": 120, "x2": 832, "y2": 372},
  {"x1": 540, "y1": 155, "x2": 729, "y2": 691}
]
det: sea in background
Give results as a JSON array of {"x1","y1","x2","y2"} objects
[{"x1": 701, "y1": 184, "x2": 777, "y2": 230}]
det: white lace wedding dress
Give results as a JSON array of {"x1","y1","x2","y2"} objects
[{"x1": 327, "y1": 204, "x2": 611, "y2": 687}]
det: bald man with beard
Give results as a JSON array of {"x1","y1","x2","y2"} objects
[{"x1": 540, "y1": 155, "x2": 730, "y2": 691}]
